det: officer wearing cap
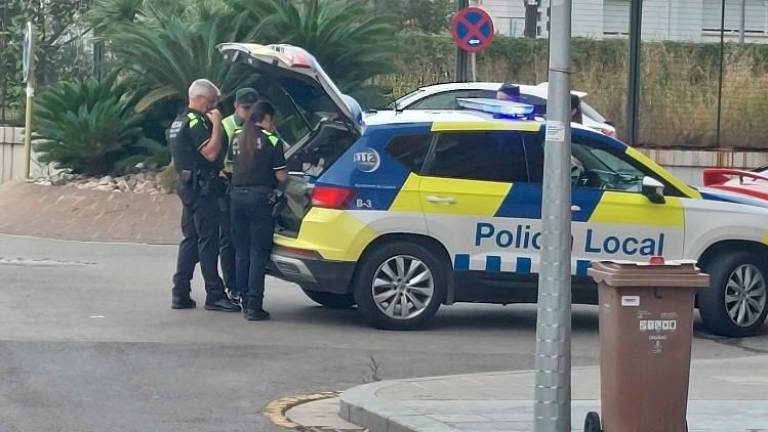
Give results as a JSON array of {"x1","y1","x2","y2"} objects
[
  {"x1": 231, "y1": 101, "x2": 288, "y2": 321},
  {"x1": 219, "y1": 88, "x2": 259, "y2": 303},
  {"x1": 168, "y1": 79, "x2": 240, "y2": 312},
  {"x1": 497, "y1": 83, "x2": 522, "y2": 102}
]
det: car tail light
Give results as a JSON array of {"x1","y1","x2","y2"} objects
[{"x1": 311, "y1": 186, "x2": 356, "y2": 209}]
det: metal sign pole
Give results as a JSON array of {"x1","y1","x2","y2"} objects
[
  {"x1": 455, "y1": 0, "x2": 469, "y2": 81},
  {"x1": 533, "y1": 0, "x2": 573, "y2": 430},
  {"x1": 627, "y1": 0, "x2": 643, "y2": 146},
  {"x1": 22, "y1": 22, "x2": 36, "y2": 179}
]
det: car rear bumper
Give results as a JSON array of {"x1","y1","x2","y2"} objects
[{"x1": 269, "y1": 245, "x2": 356, "y2": 294}]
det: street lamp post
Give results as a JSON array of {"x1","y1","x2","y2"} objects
[{"x1": 533, "y1": 0, "x2": 573, "y2": 431}]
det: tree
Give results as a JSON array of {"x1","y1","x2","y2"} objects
[
  {"x1": 1, "y1": 0, "x2": 91, "y2": 123},
  {"x1": 373, "y1": 0, "x2": 453, "y2": 34}
]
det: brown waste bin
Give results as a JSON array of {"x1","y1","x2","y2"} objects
[{"x1": 584, "y1": 259, "x2": 710, "y2": 432}]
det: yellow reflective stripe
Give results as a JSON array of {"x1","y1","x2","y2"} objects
[
  {"x1": 389, "y1": 173, "x2": 423, "y2": 212},
  {"x1": 187, "y1": 112, "x2": 197, "y2": 120},
  {"x1": 273, "y1": 208, "x2": 377, "y2": 261},
  {"x1": 189, "y1": 118, "x2": 200, "y2": 128},
  {"x1": 625, "y1": 147, "x2": 702, "y2": 199},
  {"x1": 419, "y1": 176, "x2": 510, "y2": 216},
  {"x1": 762, "y1": 233, "x2": 768, "y2": 246},
  {"x1": 590, "y1": 192, "x2": 685, "y2": 226},
  {"x1": 431, "y1": 121, "x2": 541, "y2": 132},
  {"x1": 267, "y1": 135, "x2": 279, "y2": 147}
]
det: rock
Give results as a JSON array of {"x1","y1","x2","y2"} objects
[
  {"x1": 98, "y1": 176, "x2": 113, "y2": 185},
  {"x1": 117, "y1": 179, "x2": 131, "y2": 192},
  {"x1": 135, "y1": 173, "x2": 146, "y2": 182},
  {"x1": 50, "y1": 175, "x2": 69, "y2": 186},
  {"x1": 96, "y1": 184, "x2": 115, "y2": 192},
  {"x1": 133, "y1": 180, "x2": 151, "y2": 193},
  {"x1": 37, "y1": 180, "x2": 52, "y2": 186}
]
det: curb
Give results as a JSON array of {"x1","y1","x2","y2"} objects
[
  {"x1": 265, "y1": 392, "x2": 339, "y2": 429},
  {"x1": 340, "y1": 380, "x2": 462, "y2": 432}
]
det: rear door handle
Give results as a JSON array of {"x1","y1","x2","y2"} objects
[{"x1": 426, "y1": 195, "x2": 456, "y2": 205}]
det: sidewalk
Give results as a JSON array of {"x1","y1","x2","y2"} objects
[
  {"x1": 0, "y1": 181, "x2": 180, "y2": 244},
  {"x1": 339, "y1": 356, "x2": 768, "y2": 432}
]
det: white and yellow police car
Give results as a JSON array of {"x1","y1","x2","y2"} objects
[{"x1": 220, "y1": 43, "x2": 768, "y2": 337}]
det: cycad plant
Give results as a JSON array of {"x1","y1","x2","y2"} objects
[
  {"x1": 34, "y1": 76, "x2": 167, "y2": 176},
  {"x1": 106, "y1": 5, "x2": 254, "y2": 111}
]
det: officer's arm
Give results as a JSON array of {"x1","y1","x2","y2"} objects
[
  {"x1": 273, "y1": 145, "x2": 288, "y2": 183},
  {"x1": 199, "y1": 120, "x2": 223, "y2": 162},
  {"x1": 275, "y1": 169, "x2": 288, "y2": 183}
]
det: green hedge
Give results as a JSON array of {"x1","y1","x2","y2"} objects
[{"x1": 377, "y1": 33, "x2": 768, "y2": 149}]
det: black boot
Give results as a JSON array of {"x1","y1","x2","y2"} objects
[
  {"x1": 245, "y1": 296, "x2": 270, "y2": 321},
  {"x1": 171, "y1": 297, "x2": 197, "y2": 310},
  {"x1": 205, "y1": 297, "x2": 241, "y2": 312}
]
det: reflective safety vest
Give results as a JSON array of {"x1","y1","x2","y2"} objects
[{"x1": 222, "y1": 115, "x2": 242, "y2": 174}]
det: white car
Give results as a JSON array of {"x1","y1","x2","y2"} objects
[{"x1": 392, "y1": 81, "x2": 617, "y2": 137}]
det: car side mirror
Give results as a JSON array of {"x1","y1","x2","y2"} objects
[{"x1": 642, "y1": 176, "x2": 666, "y2": 204}]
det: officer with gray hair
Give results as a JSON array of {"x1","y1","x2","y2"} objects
[{"x1": 167, "y1": 79, "x2": 240, "y2": 312}]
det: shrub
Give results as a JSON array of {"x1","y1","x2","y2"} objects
[{"x1": 33, "y1": 76, "x2": 169, "y2": 176}]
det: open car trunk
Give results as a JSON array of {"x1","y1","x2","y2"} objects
[{"x1": 218, "y1": 43, "x2": 363, "y2": 237}]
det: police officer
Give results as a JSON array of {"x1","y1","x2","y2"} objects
[
  {"x1": 230, "y1": 101, "x2": 288, "y2": 321},
  {"x1": 219, "y1": 88, "x2": 259, "y2": 303},
  {"x1": 168, "y1": 79, "x2": 240, "y2": 312}
]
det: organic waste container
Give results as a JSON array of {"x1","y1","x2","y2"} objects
[{"x1": 584, "y1": 258, "x2": 709, "y2": 432}]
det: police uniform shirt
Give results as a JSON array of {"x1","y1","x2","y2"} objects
[
  {"x1": 232, "y1": 125, "x2": 287, "y2": 189},
  {"x1": 168, "y1": 108, "x2": 218, "y2": 172}
]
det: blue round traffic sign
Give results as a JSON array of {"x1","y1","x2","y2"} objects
[{"x1": 451, "y1": 7, "x2": 495, "y2": 53}]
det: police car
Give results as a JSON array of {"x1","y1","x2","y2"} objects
[{"x1": 219, "y1": 43, "x2": 768, "y2": 337}]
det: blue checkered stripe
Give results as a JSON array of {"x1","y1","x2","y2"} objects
[{"x1": 454, "y1": 254, "x2": 593, "y2": 276}]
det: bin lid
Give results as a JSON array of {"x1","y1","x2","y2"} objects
[{"x1": 588, "y1": 260, "x2": 710, "y2": 288}]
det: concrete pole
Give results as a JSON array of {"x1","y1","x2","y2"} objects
[
  {"x1": 533, "y1": 0, "x2": 572, "y2": 430},
  {"x1": 739, "y1": 0, "x2": 746, "y2": 43}
]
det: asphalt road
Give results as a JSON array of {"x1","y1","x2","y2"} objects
[{"x1": 1, "y1": 234, "x2": 767, "y2": 432}]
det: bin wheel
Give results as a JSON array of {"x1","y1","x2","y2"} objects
[{"x1": 584, "y1": 412, "x2": 602, "y2": 432}]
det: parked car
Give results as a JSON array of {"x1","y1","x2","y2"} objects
[
  {"x1": 391, "y1": 82, "x2": 617, "y2": 137},
  {"x1": 703, "y1": 168, "x2": 768, "y2": 201},
  {"x1": 219, "y1": 43, "x2": 768, "y2": 337}
]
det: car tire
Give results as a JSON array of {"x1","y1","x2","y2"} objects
[
  {"x1": 300, "y1": 287, "x2": 356, "y2": 309},
  {"x1": 699, "y1": 250, "x2": 768, "y2": 337},
  {"x1": 353, "y1": 241, "x2": 447, "y2": 330}
]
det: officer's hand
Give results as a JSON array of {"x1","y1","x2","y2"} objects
[{"x1": 206, "y1": 109, "x2": 222, "y2": 125}]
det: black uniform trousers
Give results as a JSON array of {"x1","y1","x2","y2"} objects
[
  {"x1": 231, "y1": 186, "x2": 275, "y2": 308},
  {"x1": 218, "y1": 187, "x2": 236, "y2": 293},
  {"x1": 172, "y1": 183, "x2": 226, "y2": 304}
]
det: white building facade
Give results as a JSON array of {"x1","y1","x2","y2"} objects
[{"x1": 476, "y1": 0, "x2": 768, "y2": 43}]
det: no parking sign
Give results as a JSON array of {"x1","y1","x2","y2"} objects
[{"x1": 450, "y1": 7, "x2": 495, "y2": 53}]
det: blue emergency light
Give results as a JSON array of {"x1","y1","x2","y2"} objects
[{"x1": 456, "y1": 98, "x2": 536, "y2": 119}]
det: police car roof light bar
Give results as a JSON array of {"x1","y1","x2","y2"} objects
[{"x1": 456, "y1": 98, "x2": 535, "y2": 119}]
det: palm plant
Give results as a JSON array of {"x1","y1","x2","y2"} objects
[
  {"x1": 34, "y1": 76, "x2": 167, "y2": 176},
  {"x1": 107, "y1": 10, "x2": 254, "y2": 111},
  {"x1": 232, "y1": 0, "x2": 396, "y2": 95}
]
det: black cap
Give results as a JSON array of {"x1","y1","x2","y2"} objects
[
  {"x1": 235, "y1": 88, "x2": 259, "y2": 107},
  {"x1": 498, "y1": 83, "x2": 521, "y2": 98}
]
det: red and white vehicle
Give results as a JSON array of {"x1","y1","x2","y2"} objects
[{"x1": 703, "y1": 168, "x2": 768, "y2": 201}]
